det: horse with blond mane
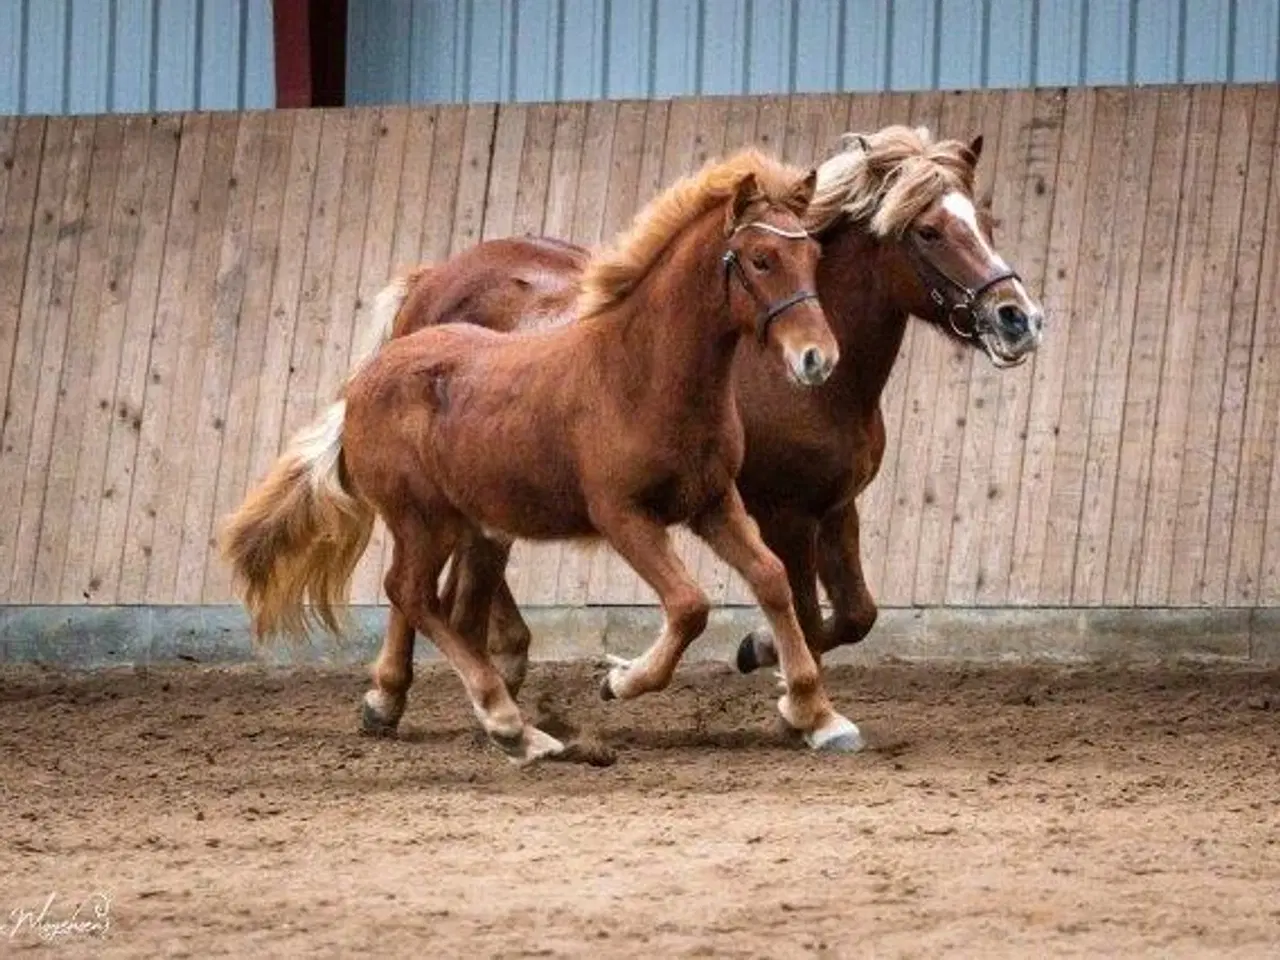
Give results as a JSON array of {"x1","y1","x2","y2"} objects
[
  {"x1": 221, "y1": 148, "x2": 866, "y2": 764},
  {"x1": 333, "y1": 125, "x2": 1046, "y2": 741}
]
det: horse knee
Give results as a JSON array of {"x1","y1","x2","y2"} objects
[{"x1": 668, "y1": 587, "x2": 710, "y2": 638}]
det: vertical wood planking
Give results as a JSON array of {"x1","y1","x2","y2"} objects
[
  {"x1": 1037, "y1": 89, "x2": 1129, "y2": 604},
  {"x1": 1229, "y1": 87, "x2": 1280, "y2": 605},
  {"x1": 913, "y1": 90, "x2": 980, "y2": 605},
  {"x1": 310, "y1": 109, "x2": 382, "y2": 417},
  {"x1": 1102, "y1": 88, "x2": 1193, "y2": 604},
  {"x1": 1070, "y1": 89, "x2": 1160, "y2": 604},
  {"x1": 173, "y1": 113, "x2": 267, "y2": 603},
  {"x1": 277, "y1": 111, "x2": 350, "y2": 462},
  {"x1": 509, "y1": 104, "x2": 558, "y2": 239},
  {"x1": 8, "y1": 118, "x2": 95, "y2": 602},
  {"x1": 239, "y1": 111, "x2": 322, "y2": 564},
  {"x1": 114, "y1": 114, "x2": 212, "y2": 602},
  {"x1": 8, "y1": 89, "x2": 1280, "y2": 613},
  {"x1": 0, "y1": 119, "x2": 45, "y2": 467},
  {"x1": 89, "y1": 115, "x2": 183, "y2": 603},
  {"x1": 974, "y1": 88, "x2": 1056, "y2": 606},
  {"x1": 142, "y1": 113, "x2": 240, "y2": 602},
  {"x1": 1007, "y1": 89, "x2": 1097, "y2": 605},
  {"x1": 448, "y1": 105, "x2": 499, "y2": 258},
  {"x1": 1136, "y1": 85, "x2": 1225, "y2": 605},
  {"x1": 0, "y1": 118, "x2": 46, "y2": 601},
  {"x1": 944, "y1": 89, "x2": 1030, "y2": 604},
  {"x1": 32, "y1": 117, "x2": 125, "y2": 602},
  {"x1": 59, "y1": 117, "x2": 152, "y2": 602},
  {"x1": 203, "y1": 111, "x2": 296, "y2": 603},
  {"x1": 1168, "y1": 85, "x2": 1254, "y2": 604},
  {"x1": 1213, "y1": 87, "x2": 1278, "y2": 605},
  {"x1": 482, "y1": 105, "x2": 529, "y2": 241}
]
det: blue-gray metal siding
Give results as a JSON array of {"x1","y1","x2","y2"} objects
[
  {"x1": 347, "y1": 0, "x2": 1280, "y2": 105},
  {"x1": 1, "y1": 0, "x2": 276, "y2": 116}
]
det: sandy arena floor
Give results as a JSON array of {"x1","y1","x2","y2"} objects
[{"x1": 1, "y1": 658, "x2": 1278, "y2": 958}]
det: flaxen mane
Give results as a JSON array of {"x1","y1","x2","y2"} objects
[
  {"x1": 805, "y1": 125, "x2": 977, "y2": 238},
  {"x1": 576, "y1": 147, "x2": 811, "y2": 319}
]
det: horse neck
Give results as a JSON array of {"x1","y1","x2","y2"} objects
[
  {"x1": 819, "y1": 224, "x2": 912, "y2": 407},
  {"x1": 595, "y1": 210, "x2": 742, "y2": 418}
]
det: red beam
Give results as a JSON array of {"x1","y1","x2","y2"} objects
[
  {"x1": 273, "y1": 0, "x2": 347, "y2": 108},
  {"x1": 273, "y1": 0, "x2": 313, "y2": 108}
]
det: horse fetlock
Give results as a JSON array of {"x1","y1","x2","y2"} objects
[{"x1": 601, "y1": 654, "x2": 660, "y2": 701}]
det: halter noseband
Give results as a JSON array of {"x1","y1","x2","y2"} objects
[
  {"x1": 903, "y1": 231, "x2": 1021, "y2": 341},
  {"x1": 722, "y1": 221, "x2": 821, "y2": 343}
]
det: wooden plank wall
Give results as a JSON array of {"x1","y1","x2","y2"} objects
[{"x1": 1, "y1": 84, "x2": 1277, "y2": 610}]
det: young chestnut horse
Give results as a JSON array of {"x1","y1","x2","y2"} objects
[
  {"x1": 221, "y1": 149, "x2": 864, "y2": 764},
  {"x1": 350, "y1": 126, "x2": 1045, "y2": 733}
]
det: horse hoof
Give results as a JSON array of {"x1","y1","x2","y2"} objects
[
  {"x1": 737, "y1": 630, "x2": 779, "y2": 675},
  {"x1": 491, "y1": 727, "x2": 566, "y2": 766},
  {"x1": 359, "y1": 698, "x2": 401, "y2": 738},
  {"x1": 805, "y1": 714, "x2": 866, "y2": 754}
]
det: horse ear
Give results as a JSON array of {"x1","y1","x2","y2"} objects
[
  {"x1": 791, "y1": 168, "x2": 818, "y2": 209},
  {"x1": 730, "y1": 172, "x2": 759, "y2": 224},
  {"x1": 968, "y1": 134, "x2": 985, "y2": 165}
]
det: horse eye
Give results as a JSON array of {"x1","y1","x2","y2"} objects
[
  {"x1": 751, "y1": 253, "x2": 771, "y2": 271},
  {"x1": 917, "y1": 225, "x2": 942, "y2": 243}
]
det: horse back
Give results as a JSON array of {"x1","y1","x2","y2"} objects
[{"x1": 393, "y1": 236, "x2": 586, "y2": 341}]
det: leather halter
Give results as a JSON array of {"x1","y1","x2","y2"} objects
[
  {"x1": 722, "y1": 221, "x2": 821, "y2": 343},
  {"x1": 903, "y1": 231, "x2": 1021, "y2": 341}
]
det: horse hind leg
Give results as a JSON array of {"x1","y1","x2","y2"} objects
[
  {"x1": 384, "y1": 513, "x2": 563, "y2": 765},
  {"x1": 361, "y1": 604, "x2": 416, "y2": 735},
  {"x1": 487, "y1": 579, "x2": 532, "y2": 698}
]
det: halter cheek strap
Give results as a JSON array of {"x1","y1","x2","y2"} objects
[
  {"x1": 904, "y1": 233, "x2": 1021, "y2": 340},
  {"x1": 722, "y1": 221, "x2": 821, "y2": 343}
]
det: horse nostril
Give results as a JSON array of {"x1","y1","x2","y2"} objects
[
  {"x1": 997, "y1": 304, "x2": 1029, "y2": 335},
  {"x1": 802, "y1": 347, "x2": 826, "y2": 379}
]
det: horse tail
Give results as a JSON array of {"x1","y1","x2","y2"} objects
[
  {"x1": 219, "y1": 400, "x2": 375, "y2": 641},
  {"x1": 346, "y1": 268, "x2": 429, "y2": 384}
]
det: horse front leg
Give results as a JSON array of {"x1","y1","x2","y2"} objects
[
  {"x1": 590, "y1": 508, "x2": 711, "y2": 701},
  {"x1": 734, "y1": 509, "x2": 823, "y2": 675},
  {"x1": 694, "y1": 489, "x2": 863, "y2": 753}
]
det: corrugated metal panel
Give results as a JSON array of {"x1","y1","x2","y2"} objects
[
  {"x1": 347, "y1": 0, "x2": 1280, "y2": 105},
  {"x1": 0, "y1": 0, "x2": 275, "y2": 116}
]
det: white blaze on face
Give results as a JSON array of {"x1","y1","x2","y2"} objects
[{"x1": 939, "y1": 191, "x2": 1031, "y2": 303}]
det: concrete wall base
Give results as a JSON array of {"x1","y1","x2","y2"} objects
[{"x1": 2, "y1": 605, "x2": 1279, "y2": 669}]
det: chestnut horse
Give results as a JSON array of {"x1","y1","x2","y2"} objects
[
  {"x1": 350, "y1": 125, "x2": 1046, "y2": 735},
  {"x1": 221, "y1": 149, "x2": 865, "y2": 765}
]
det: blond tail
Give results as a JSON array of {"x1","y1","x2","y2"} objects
[
  {"x1": 219, "y1": 401, "x2": 374, "y2": 641},
  {"x1": 346, "y1": 271, "x2": 420, "y2": 384}
]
